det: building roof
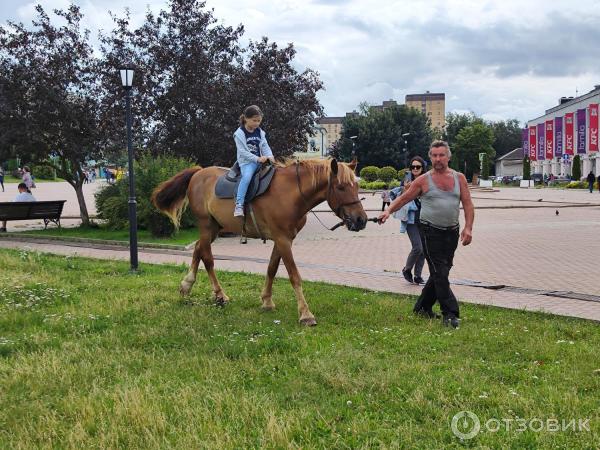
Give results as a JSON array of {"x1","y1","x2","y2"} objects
[
  {"x1": 317, "y1": 117, "x2": 343, "y2": 125},
  {"x1": 406, "y1": 92, "x2": 445, "y2": 101},
  {"x1": 495, "y1": 148, "x2": 523, "y2": 162},
  {"x1": 528, "y1": 85, "x2": 600, "y2": 122}
]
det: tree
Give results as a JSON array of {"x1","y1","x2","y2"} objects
[
  {"x1": 99, "y1": 0, "x2": 323, "y2": 166},
  {"x1": 523, "y1": 156, "x2": 531, "y2": 180},
  {"x1": 332, "y1": 104, "x2": 433, "y2": 170},
  {"x1": 481, "y1": 153, "x2": 490, "y2": 180},
  {"x1": 490, "y1": 119, "x2": 522, "y2": 158},
  {"x1": 572, "y1": 155, "x2": 582, "y2": 180},
  {"x1": 444, "y1": 112, "x2": 483, "y2": 146},
  {"x1": 0, "y1": 5, "x2": 105, "y2": 225},
  {"x1": 453, "y1": 123, "x2": 495, "y2": 180}
]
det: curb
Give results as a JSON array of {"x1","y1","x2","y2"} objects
[{"x1": 0, "y1": 233, "x2": 192, "y2": 251}]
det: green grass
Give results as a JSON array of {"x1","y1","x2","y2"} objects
[
  {"x1": 12, "y1": 225, "x2": 199, "y2": 246},
  {"x1": 0, "y1": 248, "x2": 598, "y2": 448},
  {"x1": 2, "y1": 175, "x2": 65, "y2": 183}
]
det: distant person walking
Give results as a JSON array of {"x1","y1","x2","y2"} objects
[
  {"x1": 397, "y1": 156, "x2": 427, "y2": 285},
  {"x1": 1, "y1": 183, "x2": 36, "y2": 232},
  {"x1": 587, "y1": 171, "x2": 596, "y2": 193},
  {"x1": 21, "y1": 166, "x2": 34, "y2": 191},
  {"x1": 378, "y1": 140, "x2": 475, "y2": 329},
  {"x1": 0, "y1": 164, "x2": 4, "y2": 192},
  {"x1": 381, "y1": 189, "x2": 391, "y2": 211}
]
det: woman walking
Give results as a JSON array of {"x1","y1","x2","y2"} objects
[{"x1": 398, "y1": 157, "x2": 427, "y2": 284}]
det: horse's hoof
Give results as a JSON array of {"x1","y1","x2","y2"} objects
[
  {"x1": 179, "y1": 287, "x2": 191, "y2": 297},
  {"x1": 300, "y1": 317, "x2": 317, "y2": 326},
  {"x1": 215, "y1": 296, "x2": 229, "y2": 307},
  {"x1": 261, "y1": 303, "x2": 275, "y2": 311}
]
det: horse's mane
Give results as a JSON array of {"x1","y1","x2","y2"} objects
[{"x1": 276, "y1": 158, "x2": 356, "y2": 187}]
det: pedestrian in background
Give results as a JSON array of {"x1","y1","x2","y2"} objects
[
  {"x1": 397, "y1": 156, "x2": 427, "y2": 285},
  {"x1": 381, "y1": 189, "x2": 391, "y2": 211},
  {"x1": 587, "y1": 171, "x2": 595, "y2": 193},
  {"x1": 21, "y1": 166, "x2": 34, "y2": 191}
]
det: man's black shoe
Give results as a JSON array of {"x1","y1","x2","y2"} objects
[
  {"x1": 415, "y1": 309, "x2": 441, "y2": 319},
  {"x1": 413, "y1": 276, "x2": 425, "y2": 284},
  {"x1": 443, "y1": 316, "x2": 460, "y2": 329},
  {"x1": 402, "y1": 268, "x2": 413, "y2": 283}
]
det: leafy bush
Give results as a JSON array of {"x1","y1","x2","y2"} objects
[
  {"x1": 360, "y1": 166, "x2": 380, "y2": 182},
  {"x1": 379, "y1": 166, "x2": 397, "y2": 183},
  {"x1": 32, "y1": 164, "x2": 56, "y2": 180},
  {"x1": 7, "y1": 159, "x2": 19, "y2": 172},
  {"x1": 388, "y1": 179, "x2": 401, "y2": 188},
  {"x1": 359, "y1": 180, "x2": 387, "y2": 190},
  {"x1": 566, "y1": 181, "x2": 587, "y2": 189},
  {"x1": 397, "y1": 168, "x2": 408, "y2": 181},
  {"x1": 95, "y1": 152, "x2": 196, "y2": 236}
]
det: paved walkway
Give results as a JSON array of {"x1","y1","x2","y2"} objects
[{"x1": 2, "y1": 181, "x2": 600, "y2": 322}]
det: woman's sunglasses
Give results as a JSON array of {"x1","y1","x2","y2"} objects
[{"x1": 410, "y1": 165, "x2": 423, "y2": 170}]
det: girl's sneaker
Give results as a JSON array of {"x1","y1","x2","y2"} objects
[{"x1": 234, "y1": 204, "x2": 244, "y2": 217}]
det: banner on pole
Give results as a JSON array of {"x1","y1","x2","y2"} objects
[
  {"x1": 565, "y1": 112, "x2": 574, "y2": 155},
  {"x1": 537, "y1": 123, "x2": 545, "y2": 160},
  {"x1": 554, "y1": 116, "x2": 563, "y2": 157},
  {"x1": 589, "y1": 103, "x2": 598, "y2": 152},
  {"x1": 529, "y1": 126, "x2": 537, "y2": 161},
  {"x1": 577, "y1": 108, "x2": 586, "y2": 154},
  {"x1": 545, "y1": 120, "x2": 554, "y2": 160}
]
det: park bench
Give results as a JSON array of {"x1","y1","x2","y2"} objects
[{"x1": 0, "y1": 200, "x2": 67, "y2": 229}]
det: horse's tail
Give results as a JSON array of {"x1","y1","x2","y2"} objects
[{"x1": 151, "y1": 166, "x2": 202, "y2": 228}]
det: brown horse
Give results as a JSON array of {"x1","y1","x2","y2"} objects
[{"x1": 151, "y1": 158, "x2": 367, "y2": 326}]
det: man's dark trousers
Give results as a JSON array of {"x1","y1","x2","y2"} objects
[{"x1": 413, "y1": 223, "x2": 460, "y2": 318}]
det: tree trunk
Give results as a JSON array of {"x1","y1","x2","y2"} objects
[{"x1": 73, "y1": 181, "x2": 90, "y2": 226}]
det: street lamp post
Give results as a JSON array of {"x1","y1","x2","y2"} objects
[
  {"x1": 402, "y1": 132, "x2": 411, "y2": 168},
  {"x1": 349, "y1": 135, "x2": 358, "y2": 158},
  {"x1": 119, "y1": 65, "x2": 138, "y2": 272},
  {"x1": 314, "y1": 126, "x2": 326, "y2": 157}
]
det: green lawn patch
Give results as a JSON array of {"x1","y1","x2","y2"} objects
[
  {"x1": 0, "y1": 248, "x2": 598, "y2": 448},
  {"x1": 12, "y1": 225, "x2": 199, "y2": 246},
  {"x1": 2, "y1": 175, "x2": 65, "y2": 183}
]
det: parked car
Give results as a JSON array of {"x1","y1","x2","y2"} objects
[{"x1": 530, "y1": 173, "x2": 544, "y2": 183}]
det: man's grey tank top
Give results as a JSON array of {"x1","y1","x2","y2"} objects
[{"x1": 419, "y1": 171, "x2": 460, "y2": 227}]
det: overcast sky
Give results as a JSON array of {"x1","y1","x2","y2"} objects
[{"x1": 2, "y1": 0, "x2": 600, "y2": 125}]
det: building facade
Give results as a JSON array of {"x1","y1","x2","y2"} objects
[
  {"x1": 495, "y1": 148, "x2": 523, "y2": 177},
  {"x1": 525, "y1": 86, "x2": 600, "y2": 179},
  {"x1": 405, "y1": 92, "x2": 446, "y2": 130}
]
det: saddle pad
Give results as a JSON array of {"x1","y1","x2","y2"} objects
[{"x1": 215, "y1": 164, "x2": 275, "y2": 200}]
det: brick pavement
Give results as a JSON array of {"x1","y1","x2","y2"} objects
[{"x1": 1, "y1": 182, "x2": 600, "y2": 322}]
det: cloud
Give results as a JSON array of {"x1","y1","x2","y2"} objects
[{"x1": 1, "y1": 0, "x2": 599, "y2": 123}]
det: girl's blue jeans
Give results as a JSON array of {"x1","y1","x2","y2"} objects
[{"x1": 236, "y1": 161, "x2": 260, "y2": 206}]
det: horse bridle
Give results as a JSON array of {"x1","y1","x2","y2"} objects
[{"x1": 295, "y1": 161, "x2": 364, "y2": 230}]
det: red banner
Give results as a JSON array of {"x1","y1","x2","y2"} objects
[
  {"x1": 529, "y1": 126, "x2": 537, "y2": 161},
  {"x1": 545, "y1": 120, "x2": 554, "y2": 159},
  {"x1": 565, "y1": 112, "x2": 574, "y2": 155},
  {"x1": 589, "y1": 103, "x2": 598, "y2": 152}
]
